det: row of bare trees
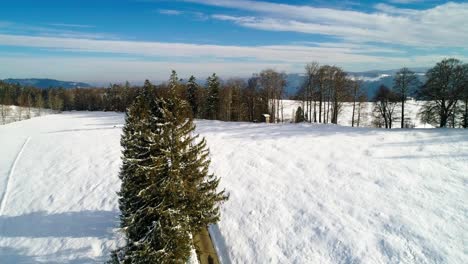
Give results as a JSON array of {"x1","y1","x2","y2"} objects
[
  {"x1": 301, "y1": 62, "x2": 367, "y2": 126},
  {"x1": 299, "y1": 58, "x2": 467, "y2": 129},
  {"x1": 373, "y1": 58, "x2": 468, "y2": 129},
  {"x1": 372, "y1": 67, "x2": 420, "y2": 129}
]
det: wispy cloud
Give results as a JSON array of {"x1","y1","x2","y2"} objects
[
  {"x1": 158, "y1": 9, "x2": 184, "y2": 15},
  {"x1": 47, "y1": 23, "x2": 95, "y2": 28},
  {"x1": 191, "y1": 0, "x2": 468, "y2": 48},
  {"x1": 0, "y1": 33, "x2": 380, "y2": 63},
  {"x1": 0, "y1": 33, "x2": 464, "y2": 72},
  {"x1": 0, "y1": 21, "x2": 13, "y2": 28},
  {"x1": 0, "y1": 21, "x2": 117, "y2": 40},
  {"x1": 1, "y1": 52, "x2": 463, "y2": 83},
  {"x1": 157, "y1": 9, "x2": 208, "y2": 21},
  {"x1": 387, "y1": 0, "x2": 424, "y2": 4},
  {"x1": 1, "y1": 0, "x2": 466, "y2": 81}
]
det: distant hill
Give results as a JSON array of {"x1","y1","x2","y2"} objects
[
  {"x1": 4, "y1": 69, "x2": 428, "y2": 98},
  {"x1": 348, "y1": 69, "x2": 427, "y2": 99},
  {"x1": 284, "y1": 68, "x2": 427, "y2": 99},
  {"x1": 2, "y1": 78, "x2": 92, "y2": 89}
]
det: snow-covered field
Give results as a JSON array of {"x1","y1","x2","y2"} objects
[{"x1": 0, "y1": 112, "x2": 466, "y2": 263}]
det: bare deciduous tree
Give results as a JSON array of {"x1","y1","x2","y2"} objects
[
  {"x1": 394, "y1": 68, "x2": 419, "y2": 128},
  {"x1": 259, "y1": 69, "x2": 286, "y2": 123},
  {"x1": 1, "y1": 104, "x2": 11, "y2": 124},
  {"x1": 418, "y1": 58, "x2": 465, "y2": 127},
  {"x1": 374, "y1": 85, "x2": 398, "y2": 129}
]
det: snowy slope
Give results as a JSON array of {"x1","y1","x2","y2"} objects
[
  {"x1": 200, "y1": 122, "x2": 467, "y2": 263},
  {"x1": 0, "y1": 112, "x2": 125, "y2": 263},
  {"x1": 0, "y1": 112, "x2": 467, "y2": 263}
]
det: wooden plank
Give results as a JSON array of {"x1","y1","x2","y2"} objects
[{"x1": 193, "y1": 227, "x2": 221, "y2": 264}]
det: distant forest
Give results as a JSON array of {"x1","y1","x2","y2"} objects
[{"x1": 1, "y1": 58, "x2": 467, "y2": 128}]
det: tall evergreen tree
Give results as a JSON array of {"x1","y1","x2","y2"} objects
[
  {"x1": 168, "y1": 70, "x2": 179, "y2": 91},
  {"x1": 205, "y1": 73, "x2": 220, "y2": 120},
  {"x1": 186, "y1": 75, "x2": 199, "y2": 118},
  {"x1": 111, "y1": 75, "x2": 227, "y2": 263}
]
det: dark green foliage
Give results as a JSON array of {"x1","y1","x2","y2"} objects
[
  {"x1": 295, "y1": 106, "x2": 304, "y2": 123},
  {"x1": 112, "y1": 75, "x2": 228, "y2": 263},
  {"x1": 187, "y1": 75, "x2": 199, "y2": 118},
  {"x1": 205, "y1": 73, "x2": 220, "y2": 120},
  {"x1": 103, "y1": 82, "x2": 133, "y2": 112}
]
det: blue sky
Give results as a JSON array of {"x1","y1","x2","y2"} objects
[{"x1": 0, "y1": 0, "x2": 467, "y2": 83}]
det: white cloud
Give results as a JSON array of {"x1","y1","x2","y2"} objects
[
  {"x1": 373, "y1": 3, "x2": 419, "y2": 15},
  {"x1": 191, "y1": 0, "x2": 468, "y2": 48},
  {"x1": 1, "y1": 1, "x2": 466, "y2": 81},
  {"x1": 0, "y1": 33, "x2": 465, "y2": 81},
  {"x1": 0, "y1": 33, "x2": 405, "y2": 64},
  {"x1": 1, "y1": 54, "x2": 463, "y2": 83},
  {"x1": 0, "y1": 21, "x2": 116, "y2": 40}
]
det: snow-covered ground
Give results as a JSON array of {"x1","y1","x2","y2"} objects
[
  {"x1": 0, "y1": 112, "x2": 466, "y2": 263},
  {"x1": 1, "y1": 105, "x2": 53, "y2": 125},
  {"x1": 0, "y1": 112, "x2": 125, "y2": 263}
]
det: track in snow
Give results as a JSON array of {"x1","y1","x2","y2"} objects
[{"x1": 0, "y1": 136, "x2": 31, "y2": 214}]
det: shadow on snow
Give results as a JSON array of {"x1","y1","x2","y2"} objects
[{"x1": 0, "y1": 210, "x2": 119, "y2": 238}]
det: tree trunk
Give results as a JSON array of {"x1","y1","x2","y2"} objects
[
  {"x1": 383, "y1": 104, "x2": 388, "y2": 129},
  {"x1": 319, "y1": 94, "x2": 322, "y2": 123},
  {"x1": 309, "y1": 98, "x2": 312, "y2": 123},
  {"x1": 464, "y1": 99, "x2": 468, "y2": 128},
  {"x1": 389, "y1": 112, "x2": 392, "y2": 129},
  {"x1": 276, "y1": 98, "x2": 280, "y2": 123},
  {"x1": 357, "y1": 102, "x2": 361, "y2": 127},
  {"x1": 352, "y1": 99, "x2": 356, "y2": 127},
  {"x1": 440, "y1": 100, "x2": 447, "y2": 128},
  {"x1": 440, "y1": 114, "x2": 448, "y2": 128},
  {"x1": 313, "y1": 100, "x2": 317, "y2": 123},
  {"x1": 281, "y1": 100, "x2": 284, "y2": 123},
  {"x1": 401, "y1": 100, "x2": 405, "y2": 128},
  {"x1": 333, "y1": 99, "x2": 338, "y2": 124}
]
